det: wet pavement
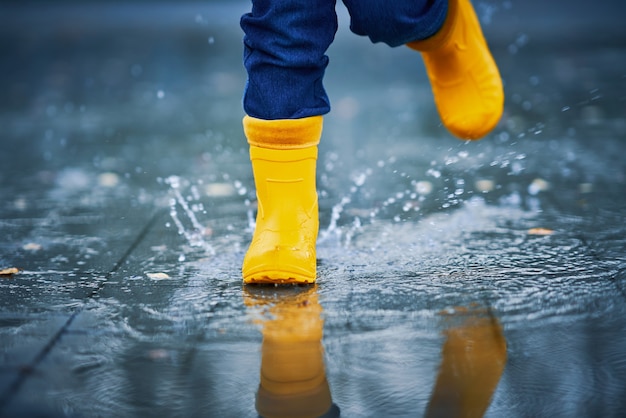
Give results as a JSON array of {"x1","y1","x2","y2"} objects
[{"x1": 1, "y1": 1, "x2": 626, "y2": 417}]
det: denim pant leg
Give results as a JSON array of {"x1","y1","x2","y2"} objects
[
  {"x1": 342, "y1": 0, "x2": 448, "y2": 47},
  {"x1": 241, "y1": 0, "x2": 338, "y2": 120}
]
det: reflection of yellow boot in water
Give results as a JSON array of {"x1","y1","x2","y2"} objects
[
  {"x1": 426, "y1": 307, "x2": 507, "y2": 418},
  {"x1": 408, "y1": 0, "x2": 504, "y2": 140},
  {"x1": 243, "y1": 286, "x2": 338, "y2": 418},
  {"x1": 242, "y1": 115, "x2": 322, "y2": 284}
]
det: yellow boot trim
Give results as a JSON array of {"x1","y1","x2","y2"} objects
[
  {"x1": 242, "y1": 145, "x2": 319, "y2": 284},
  {"x1": 407, "y1": 0, "x2": 504, "y2": 140},
  {"x1": 243, "y1": 115, "x2": 323, "y2": 149}
]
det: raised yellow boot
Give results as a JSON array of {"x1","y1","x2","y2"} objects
[
  {"x1": 242, "y1": 115, "x2": 322, "y2": 284},
  {"x1": 408, "y1": 0, "x2": 504, "y2": 140}
]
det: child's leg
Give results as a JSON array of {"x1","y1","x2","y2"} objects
[
  {"x1": 241, "y1": 0, "x2": 338, "y2": 120},
  {"x1": 240, "y1": 0, "x2": 337, "y2": 284},
  {"x1": 343, "y1": 0, "x2": 503, "y2": 140}
]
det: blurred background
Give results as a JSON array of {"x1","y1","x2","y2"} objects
[
  {"x1": 1, "y1": 1, "x2": 625, "y2": 417},
  {"x1": 2, "y1": 0, "x2": 625, "y2": 215},
  {"x1": 1, "y1": 0, "x2": 625, "y2": 225}
]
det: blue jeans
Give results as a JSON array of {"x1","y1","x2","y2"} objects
[{"x1": 241, "y1": 0, "x2": 448, "y2": 120}]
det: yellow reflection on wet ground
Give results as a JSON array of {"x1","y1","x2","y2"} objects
[
  {"x1": 244, "y1": 286, "x2": 507, "y2": 418},
  {"x1": 243, "y1": 285, "x2": 340, "y2": 418},
  {"x1": 426, "y1": 306, "x2": 507, "y2": 418}
]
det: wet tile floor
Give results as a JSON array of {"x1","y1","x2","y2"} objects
[{"x1": 1, "y1": 1, "x2": 626, "y2": 417}]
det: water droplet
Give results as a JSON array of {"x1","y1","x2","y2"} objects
[
  {"x1": 130, "y1": 64, "x2": 142, "y2": 77},
  {"x1": 511, "y1": 161, "x2": 524, "y2": 175},
  {"x1": 426, "y1": 168, "x2": 441, "y2": 179},
  {"x1": 354, "y1": 172, "x2": 367, "y2": 187},
  {"x1": 579, "y1": 183, "x2": 593, "y2": 193},
  {"x1": 415, "y1": 181, "x2": 433, "y2": 195},
  {"x1": 165, "y1": 176, "x2": 180, "y2": 189},
  {"x1": 204, "y1": 183, "x2": 236, "y2": 197},
  {"x1": 98, "y1": 172, "x2": 119, "y2": 187},
  {"x1": 516, "y1": 33, "x2": 529, "y2": 47},
  {"x1": 528, "y1": 178, "x2": 550, "y2": 195}
]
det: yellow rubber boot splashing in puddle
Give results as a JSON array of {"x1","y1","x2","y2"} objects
[
  {"x1": 408, "y1": 0, "x2": 504, "y2": 140},
  {"x1": 242, "y1": 115, "x2": 322, "y2": 284}
]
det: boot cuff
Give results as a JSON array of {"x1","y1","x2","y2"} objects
[{"x1": 243, "y1": 115, "x2": 323, "y2": 149}]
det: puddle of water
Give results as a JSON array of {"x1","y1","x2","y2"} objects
[{"x1": 154, "y1": 151, "x2": 626, "y2": 416}]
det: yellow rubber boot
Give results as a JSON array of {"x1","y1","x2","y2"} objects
[
  {"x1": 408, "y1": 0, "x2": 504, "y2": 140},
  {"x1": 242, "y1": 115, "x2": 322, "y2": 284}
]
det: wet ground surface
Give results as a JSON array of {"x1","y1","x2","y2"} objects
[{"x1": 1, "y1": 1, "x2": 626, "y2": 417}]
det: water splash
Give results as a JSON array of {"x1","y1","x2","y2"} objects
[
  {"x1": 244, "y1": 199, "x2": 256, "y2": 232},
  {"x1": 318, "y1": 167, "x2": 375, "y2": 244},
  {"x1": 319, "y1": 195, "x2": 352, "y2": 244},
  {"x1": 162, "y1": 141, "x2": 542, "y2": 258},
  {"x1": 165, "y1": 175, "x2": 215, "y2": 255}
]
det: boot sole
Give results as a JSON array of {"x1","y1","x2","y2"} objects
[{"x1": 243, "y1": 269, "x2": 316, "y2": 285}]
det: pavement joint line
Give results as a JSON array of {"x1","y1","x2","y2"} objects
[{"x1": 0, "y1": 209, "x2": 166, "y2": 413}]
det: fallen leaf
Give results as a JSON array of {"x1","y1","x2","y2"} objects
[
  {"x1": 0, "y1": 267, "x2": 19, "y2": 276},
  {"x1": 147, "y1": 272, "x2": 171, "y2": 280},
  {"x1": 23, "y1": 243, "x2": 42, "y2": 251},
  {"x1": 528, "y1": 228, "x2": 554, "y2": 236}
]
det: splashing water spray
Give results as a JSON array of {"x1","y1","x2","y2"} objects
[{"x1": 165, "y1": 175, "x2": 215, "y2": 256}]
